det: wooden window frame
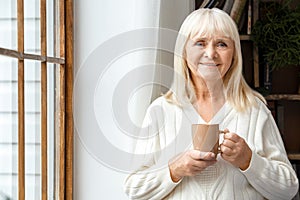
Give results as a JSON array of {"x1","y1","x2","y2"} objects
[
  {"x1": 65, "y1": 0, "x2": 73, "y2": 199},
  {"x1": 0, "y1": 0, "x2": 73, "y2": 199}
]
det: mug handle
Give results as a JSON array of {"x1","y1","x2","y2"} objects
[{"x1": 217, "y1": 129, "x2": 229, "y2": 153}]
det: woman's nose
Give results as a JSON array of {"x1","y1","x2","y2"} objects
[{"x1": 204, "y1": 45, "x2": 217, "y2": 59}]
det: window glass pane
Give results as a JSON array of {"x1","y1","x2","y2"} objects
[
  {"x1": 47, "y1": 0, "x2": 62, "y2": 58},
  {"x1": 47, "y1": 0, "x2": 56, "y2": 57},
  {"x1": 24, "y1": 0, "x2": 40, "y2": 54},
  {"x1": 0, "y1": 55, "x2": 18, "y2": 200},
  {"x1": 47, "y1": 63, "x2": 57, "y2": 199},
  {"x1": 0, "y1": 0, "x2": 17, "y2": 50},
  {"x1": 24, "y1": 60, "x2": 41, "y2": 200}
]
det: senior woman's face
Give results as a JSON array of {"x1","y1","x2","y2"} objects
[{"x1": 185, "y1": 34, "x2": 234, "y2": 81}]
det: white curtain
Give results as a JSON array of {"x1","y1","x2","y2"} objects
[{"x1": 74, "y1": 0, "x2": 193, "y2": 199}]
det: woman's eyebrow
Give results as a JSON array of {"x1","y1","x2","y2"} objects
[
  {"x1": 191, "y1": 37, "x2": 232, "y2": 43},
  {"x1": 191, "y1": 36, "x2": 207, "y2": 40},
  {"x1": 214, "y1": 36, "x2": 231, "y2": 40}
]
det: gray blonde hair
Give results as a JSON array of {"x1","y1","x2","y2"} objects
[{"x1": 165, "y1": 8, "x2": 265, "y2": 112}]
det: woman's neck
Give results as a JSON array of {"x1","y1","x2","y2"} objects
[
  {"x1": 194, "y1": 78, "x2": 225, "y2": 103},
  {"x1": 193, "y1": 78, "x2": 226, "y2": 122}
]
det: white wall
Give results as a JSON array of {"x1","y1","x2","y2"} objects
[{"x1": 73, "y1": 0, "x2": 193, "y2": 199}]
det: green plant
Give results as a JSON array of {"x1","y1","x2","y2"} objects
[{"x1": 251, "y1": 0, "x2": 300, "y2": 71}]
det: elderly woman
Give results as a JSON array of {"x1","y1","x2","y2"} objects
[{"x1": 124, "y1": 8, "x2": 299, "y2": 199}]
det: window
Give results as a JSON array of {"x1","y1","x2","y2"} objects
[{"x1": 0, "y1": 0, "x2": 73, "y2": 199}]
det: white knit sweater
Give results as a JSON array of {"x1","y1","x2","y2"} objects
[{"x1": 124, "y1": 96, "x2": 299, "y2": 200}]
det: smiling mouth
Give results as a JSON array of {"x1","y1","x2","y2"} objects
[{"x1": 200, "y1": 63, "x2": 219, "y2": 67}]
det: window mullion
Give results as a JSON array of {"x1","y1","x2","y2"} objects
[
  {"x1": 65, "y1": 0, "x2": 73, "y2": 199},
  {"x1": 17, "y1": 0, "x2": 25, "y2": 199},
  {"x1": 0, "y1": 47, "x2": 65, "y2": 64},
  {"x1": 40, "y1": 0, "x2": 47, "y2": 199}
]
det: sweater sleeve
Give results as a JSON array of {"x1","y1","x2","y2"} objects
[
  {"x1": 241, "y1": 110, "x2": 299, "y2": 200},
  {"x1": 123, "y1": 100, "x2": 180, "y2": 199},
  {"x1": 124, "y1": 166, "x2": 181, "y2": 200}
]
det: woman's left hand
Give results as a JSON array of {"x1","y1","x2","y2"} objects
[{"x1": 220, "y1": 132, "x2": 252, "y2": 170}]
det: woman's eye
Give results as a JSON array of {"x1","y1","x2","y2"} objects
[
  {"x1": 217, "y1": 42, "x2": 227, "y2": 47},
  {"x1": 195, "y1": 41, "x2": 205, "y2": 47}
]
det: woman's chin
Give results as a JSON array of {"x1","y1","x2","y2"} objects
[{"x1": 197, "y1": 67, "x2": 222, "y2": 82}]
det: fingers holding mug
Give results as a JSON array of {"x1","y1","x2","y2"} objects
[{"x1": 220, "y1": 132, "x2": 252, "y2": 170}]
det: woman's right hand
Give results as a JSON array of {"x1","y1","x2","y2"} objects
[{"x1": 168, "y1": 150, "x2": 217, "y2": 182}]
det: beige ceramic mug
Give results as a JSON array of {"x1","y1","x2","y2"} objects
[{"x1": 192, "y1": 124, "x2": 226, "y2": 158}]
